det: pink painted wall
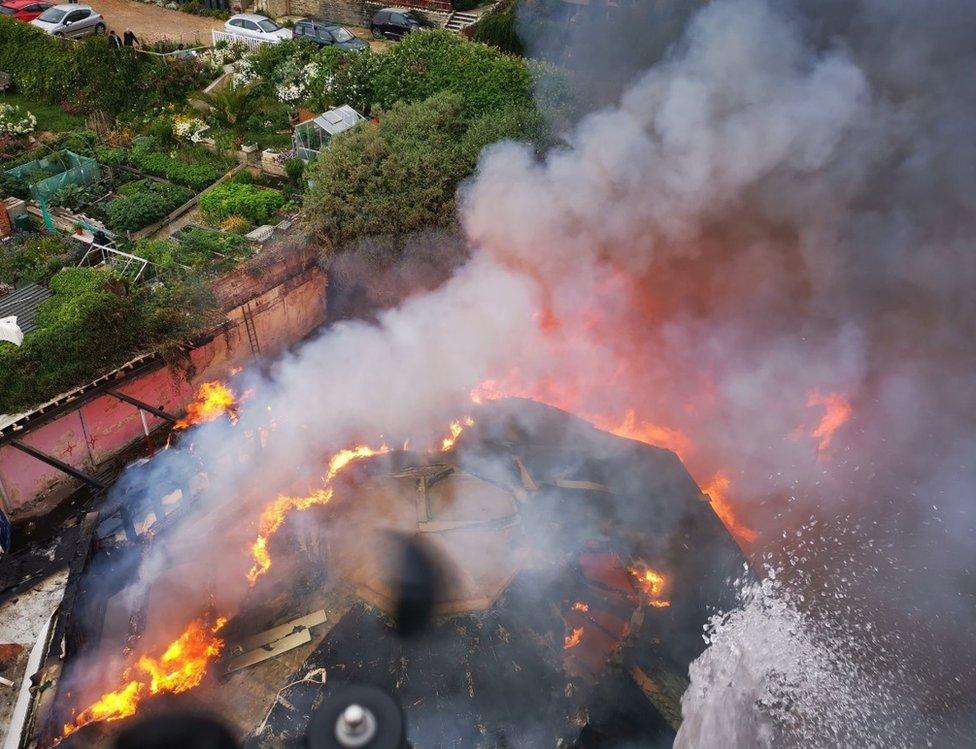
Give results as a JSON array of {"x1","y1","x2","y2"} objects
[{"x1": 0, "y1": 268, "x2": 327, "y2": 518}]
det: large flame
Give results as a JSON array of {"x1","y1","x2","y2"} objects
[
  {"x1": 174, "y1": 381, "x2": 238, "y2": 431},
  {"x1": 701, "y1": 472, "x2": 759, "y2": 544},
  {"x1": 627, "y1": 562, "x2": 671, "y2": 608},
  {"x1": 246, "y1": 445, "x2": 390, "y2": 585},
  {"x1": 63, "y1": 616, "x2": 226, "y2": 737},
  {"x1": 441, "y1": 416, "x2": 475, "y2": 451},
  {"x1": 807, "y1": 390, "x2": 852, "y2": 453}
]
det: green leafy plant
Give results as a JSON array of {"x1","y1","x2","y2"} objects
[
  {"x1": 283, "y1": 157, "x2": 305, "y2": 185},
  {"x1": 105, "y1": 179, "x2": 193, "y2": 233},
  {"x1": 191, "y1": 80, "x2": 267, "y2": 145},
  {"x1": 199, "y1": 182, "x2": 285, "y2": 226}
]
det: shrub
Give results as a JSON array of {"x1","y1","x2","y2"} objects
[
  {"x1": 302, "y1": 91, "x2": 546, "y2": 249},
  {"x1": 231, "y1": 169, "x2": 254, "y2": 185},
  {"x1": 0, "y1": 235, "x2": 74, "y2": 285},
  {"x1": 0, "y1": 103, "x2": 36, "y2": 136},
  {"x1": 284, "y1": 157, "x2": 305, "y2": 184},
  {"x1": 199, "y1": 182, "x2": 285, "y2": 226},
  {"x1": 0, "y1": 266, "x2": 218, "y2": 413},
  {"x1": 471, "y1": 0, "x2": 524, "y2": 56},
  {"x1": 106, "y1": 179, "x2": 193, "y2": 233}
]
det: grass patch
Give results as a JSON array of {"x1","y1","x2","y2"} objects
[{"x1": 0, "y1": 93, "x2": 85, "y2": 133}]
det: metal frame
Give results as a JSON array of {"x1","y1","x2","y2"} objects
[{"x1": 77, "y1": 241, "x2": 150, "y2": 282}]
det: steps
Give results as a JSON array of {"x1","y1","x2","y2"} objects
[{"x1": 445, "y1": 10, "x2": 478, "y2": 31}]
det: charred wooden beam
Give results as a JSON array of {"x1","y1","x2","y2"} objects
[
  {"x1": 105, "y1": 390, "x2": 177, "y2": 423},
  {"x1": 8, "y1": 440, "x2": 106, "y2": 489}
]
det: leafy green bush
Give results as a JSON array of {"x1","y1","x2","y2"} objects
[
  {"x1": 471, "y1": 0, "x2": 524, "y2": 56},
  {"x1": 0, "y1": 17, "x2": 207, "y2": 115},
  {"x1": 199, "y1": 182, "x2": 285, "y2": 226},
  {"x1": 106, "y1": 179, "x2": 193, "y2": 233},
  {"x1": 0, "y1": 266, "x2": 218, "y2": 413},
  {"x1": 0, "y1": 235, "x2": 74, "y2": 285},
  {"x1": 284, "y1": 157, "x2": 305, "y2": 184},
  {"x1": 303, "y1": 91, "x2": 547, "y2": 248}
]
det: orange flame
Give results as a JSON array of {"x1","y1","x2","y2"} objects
[
  {"x1": 174, "y1": 381, "x2": 238, "y2": 431},
  {"x1": 572, "y1": 601, "x2": 589, "y2": 612},
  {"x1": 440, "y1": 416, "x2": 475, "y2": 451},
  {"x1": 701, "y1": 472, "x2": 758, "y2": 545},
  {"x1": 627, "y1": 562, "x2": 671, "y2": 608},
  {"x1": 807, "y1": 390, "x2": 852, "y2": 452},
  {"x1": 63, "y1": 617, "x2": 226, "y2": 736},
  {"x1": 564, "y1": 627, "x2": 584, "y2": 649},
  {"x1": 246, "y1": 445, "x2": 390, "y2": 585}
]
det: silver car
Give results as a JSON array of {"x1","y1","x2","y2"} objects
[{"x1": 31, "y1": 4, "x2": 104, "y2": 37}]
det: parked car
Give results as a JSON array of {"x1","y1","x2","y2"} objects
[
  {"x1": 292, "y1": 18, "x2": 368, "y2": 52},
  {"x1": 370, "y1": 7, "x2": 433, "y2": 40},
  {"x1": 30, "y1": 3, "x2": 103, "y2": 37},
  {"x1": 0, "y1": 0, "x2": 52, "y2": 22},
  {"x1": 224, "y1": 13, "x2": 291, "y2": 44}
]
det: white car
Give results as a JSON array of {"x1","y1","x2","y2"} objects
[
  {"x1": 31, "y1": 3, "x2": 104, "y2": 37},
  {"x1": 224, "y1": 13, "x2": 290, "y2": 43}
]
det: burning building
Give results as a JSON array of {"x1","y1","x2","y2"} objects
[{"x1": 31, "y1": 397, "x2": 745, "y2": 747}]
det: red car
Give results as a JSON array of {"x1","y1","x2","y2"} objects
[{"x1": 0, "y1": 0, "x2": 52, "y2": 21}]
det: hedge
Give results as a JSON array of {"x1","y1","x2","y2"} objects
[{"x1": 0, "y1": 17, "x2": 206, "y2": 115}]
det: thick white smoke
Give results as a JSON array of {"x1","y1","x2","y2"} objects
[{"x1": 66, "y1": 0, "x2": 976, "y2": 743}]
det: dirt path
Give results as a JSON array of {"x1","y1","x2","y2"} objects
[{"x1": 91, "y1": 0, "x2": 223, "y2": 45}]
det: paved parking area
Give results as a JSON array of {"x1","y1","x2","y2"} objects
[{"x1": 89, "y1": 0, "x2": 223, "y2": 45}]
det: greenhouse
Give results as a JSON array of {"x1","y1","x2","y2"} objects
[{"x1": 293, "y1": 105, "x2": 366, "y2": 162}]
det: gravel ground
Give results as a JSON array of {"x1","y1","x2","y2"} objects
[{"x1": 88, "y1": 0, "x2": 223, "y2": 45}]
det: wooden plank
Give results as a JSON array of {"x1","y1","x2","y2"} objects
[
  {"x1": 224, "y1": 629, "x2": 311, "y2": 674},
  {"x1": 238, "y1": 610, "x2": 326, "y2": 652},
  {"x1": 553, "y1": 479, "x2": 611, "y2": 493},
  {"x1": 514, "y1": 456, "x2": 539, "y2": 492}
]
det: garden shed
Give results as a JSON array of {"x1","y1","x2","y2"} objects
[
  {"x1": 293, "y1": 105, "x2": 366, "y2": 162},
  {"x1": 3, "y1": 151, "x2": 100, "y2": 230}
]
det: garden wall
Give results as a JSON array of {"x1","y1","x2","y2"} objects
[{"x1": 0, "y1": 261, "x2": 327, "y2": 519}]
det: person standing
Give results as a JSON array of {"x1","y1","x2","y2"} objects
[
  {"x1": 123, "y1": 29, "x2": 138, "y2": 47},
  {"x1": 107, "y1": 30, "x2": 122, "y2": 49}
]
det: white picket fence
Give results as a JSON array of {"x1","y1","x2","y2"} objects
[{"x1": 211, "y1": 30, "x2": 273, "y2": 50}]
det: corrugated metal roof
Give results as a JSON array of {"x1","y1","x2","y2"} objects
[{"x1": 0, "y1": 283, "x2": 51, "y2": 334}]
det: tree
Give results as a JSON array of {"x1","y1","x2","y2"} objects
[{"x1": 301, "y1": 91, "x2": 547, "y2": 251}]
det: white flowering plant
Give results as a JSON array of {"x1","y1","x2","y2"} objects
[
  {"x1": 0, "y1": 104, "x2": 36, "y2": 136},
  {"x1": 172, "y1": 115, "x2": 209, "y2": 143}
]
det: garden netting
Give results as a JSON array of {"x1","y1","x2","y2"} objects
[{"x1": 4, "y1": 150, "x2": 100, "y2": 229}]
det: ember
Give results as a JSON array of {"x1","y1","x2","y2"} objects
[
  {"x1": 564, "y1": 627, "x2": 584, "y2": 649},
  {"x1": 627, "y1": 562, "x2": 671, "y2": 608},
  {"x1": 173, "y1": 381, "x2": 238, "y2": 431},
  {"x1": 63, "y1": 616, "x2": 226, "y2": 737},
  {"x1": 572, "y1": 601, "x2": 589, "y2": 612}
]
